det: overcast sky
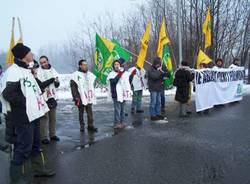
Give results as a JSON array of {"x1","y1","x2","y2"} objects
[{"x1": 0, "y1": 0, "x2": 144, "y2": 54}]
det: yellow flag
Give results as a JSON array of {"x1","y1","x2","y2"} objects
[
  {"x1": 136, "y1": 22, "x2": 151, "y2": 69},
  {"x1": 6, "y1": 18, "x2": 15, "y2": 65},
  {"x1": 157, "y1": 18, "x2": 170, "y2": 58},
  {"x1": 197, "y1": 49, "x2": 212, "y2": 68},
  {"x1": 101, "y1": 37, "x2": 115, "y2": 52},
  {"x1": 202, "y1": 8, "x2": 212, "y2": 49}
]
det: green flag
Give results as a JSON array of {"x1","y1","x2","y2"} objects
[
  {"x1": 162, "y1": 45, "x2": 174, "y2": 87},
  {"x1": 94, "y1": 35, "x2": 131, "y2": 85},
  {"x1": 157, "y1": 19, "x2": 174, "y2": 88},
  {"x1": 93, "y1": 34, "x2": 112, "y2": 85},
  {"x1": 111, "y1": 39, "x2": 131, "y2": 61}
]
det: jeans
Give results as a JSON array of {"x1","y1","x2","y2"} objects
[
  {"x1": 160, "y1": 90, "x2": 165, "y2": 110},
  {"x1": 150, "y1": 91, "x2": 161, "y2": 116},
  {"x1": 13, "y1": 119, "x2": 41, "y2": 165},
  {"x1": 131, "y1": 90, "x2": 143, "y2": 110},
  {"x1": 113, "y1": 98, "x2": 125, "y2": 125}
]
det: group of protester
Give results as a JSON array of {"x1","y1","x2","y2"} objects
[{"x1": 0, "y1": 42, "x2": 242, "y2": 184}]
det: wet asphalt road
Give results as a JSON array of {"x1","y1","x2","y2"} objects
[{"x1": 0, "y1": 95, "x2": 250, "y2": 184}]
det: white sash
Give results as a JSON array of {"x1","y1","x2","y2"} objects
[
  {"x1": 37, "y1": 67, "x2": 59, "y2": 100},
  {"x1": 4, "y1": 64, "x2": 49, "y2": 121},
  {"x1": 107, "y1": 71, "x2": 132, "y2": 102},
  {"x1": 72, "y1": 71, "x2": 96, "y2": 105}
]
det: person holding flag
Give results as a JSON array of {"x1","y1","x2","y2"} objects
[
  {"x1": 148, "y1": 57, "x2": 169, "y2": 121},
  {"x1": 157, "y1": 18, "x2": 174, "y2": 114},
  {"x1": 70, "y1": 59, "x2": 98, "y2": 132},
  {"x1": 107, "y1": 58, "x2": 132, "y2": 129}
]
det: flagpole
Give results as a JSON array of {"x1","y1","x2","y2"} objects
[
  {"x1": 12, "y1": 17, "x2": 15, "y2": 36},
  {"x1": 17, "y1": 17, "x2": 23, "y2": 43},
  {"x1": 177, "y1": 0, "x2": 183, "y2": 66},
  {"x1": 121, "y1": 47, "x2": 152, "y2": 66}
]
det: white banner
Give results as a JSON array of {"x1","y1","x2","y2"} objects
[{"x1": 195, "y1": 67, "x2": 244, "y2": 112}]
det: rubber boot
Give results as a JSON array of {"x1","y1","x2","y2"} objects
[
  {"x1": 31, "y1": 152, "x2": 55, "y2": 177},
  {"x1": 9, "y1": 161, "x2": 31, "y2": 184}
]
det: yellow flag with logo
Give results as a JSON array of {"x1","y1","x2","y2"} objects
[
  {"x1": 157, "y1": 18, "x2": 173, "y2": 87},
  {"x1": 197, "y1": 49, "x2": 212, "y2": 69},
  {"x1": 136, "y1": 22, "x2": 151, "y2": 69},
  {"x1": 202, "y1": 8, "x2": 212, "y2": 49},
  {"x1": 157, "y1": 18, "x2": 170, "y2": 58},
  {"x1": 6, "y1": 18, "x2": 16, "y2": 65}
]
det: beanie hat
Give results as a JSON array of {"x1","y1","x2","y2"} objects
[
  {"x1": 181, "y1": 61, "x2": 189, "y2": 67},
  {"x1": 153, "y1": 57, "x2": 161, "y2": 66},
  {"x1": 11, "y1": 43, "x2": 31, "y2": 59}
]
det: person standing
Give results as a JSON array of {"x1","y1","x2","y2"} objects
[
  {"x1": 229, "y1": 58, "x2": 240, "y2": 68},
  {"x1": 107, "y1": 58, "x2": 132, "y2": 129},
  {"x1": 147, "y1": 57, "x2": 169, "y2": 121},
  {"x1": 70, "y1": 59, "x2": 98, "y2": 132},
  {"x1": 0, "y1": 65, "x2": 3, "y2": 124},
  {"x1": 2, "y1": 43, "x2": 55, "y2": 183},
  {"x1": 173, "y1": 61, "x2": 194, "y2": 117},
  {"x1": 128, "y1": 64, "x2": 147, "y2": 114},
  {"x1": 214, "y1": 58, "x2": 224, "y2": 68},
  {"x1": 37, "y1": 56, "x2": 60, "y2": 144}
]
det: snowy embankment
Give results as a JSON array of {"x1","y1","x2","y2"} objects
[
  {"x1": 56, "y1": 74, "x2": 176, "y2": 100},
  {"x1": 57, "y1": 74, "x2": 250, "y2": 100}
]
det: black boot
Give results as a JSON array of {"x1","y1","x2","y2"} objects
[
  {"x1": 10, "y1": 161, "x2": 31, "y2": 184},
  {"x1": 87, "y1": 126, "x2": 98, "y2": 132},
  {"x1": 31, "y1": 152, "x2": 55, "y2": 177}
]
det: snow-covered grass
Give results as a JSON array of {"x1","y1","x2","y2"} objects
[
  {"x1": 56, "y1": 74, "x2": 250, "y2": 100},
  {"x1": 243, "y1": 84, "x2": 250, "y2": 95},
  {"x1": 56, "y1": 74, "x2": 176, "y2": 100}
]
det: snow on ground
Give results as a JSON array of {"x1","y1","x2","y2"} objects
[
  {"x1": 243, "y1": 84, "x2": 250, "y2": 94},
  {"x1": 56, "y1": 74, "x2": 250, "y2": 100}
]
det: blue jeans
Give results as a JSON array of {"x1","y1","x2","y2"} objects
[
  {"x1": 150, "y1": 91, "x2": 161, "y2": 116},
  {"x1": 13, "y1": 119, "x2": 41, "y2": 165},
  {"x1": 131, "y1": 90, "x2": 143, "y2": 110},
  {"x1": 113, "y1": 98, "x2": 125, "y2": 125},
  {"x1": 161, "y1": 90, "x2": 165, "y2": 110}
]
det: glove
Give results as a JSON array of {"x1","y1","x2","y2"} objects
[
  {"x1": 131, "y1": 69, "x2": 137, "y2": 76},
  {"x1": 75, "y1": 98, "x2": 81, "y2": 107}
]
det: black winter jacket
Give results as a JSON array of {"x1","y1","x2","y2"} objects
[
  {"x1": 173, "y1": 68, "x2": 194, "y2": 103},
  {"x1": 147, "y1": 66, "x2": 169, "y2": 92}
]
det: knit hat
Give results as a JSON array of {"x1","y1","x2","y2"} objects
[
  {"x1": 11, "y1": 43, "x2": 31, "y2": 59},
  {"x1": 181, "y1": 61, "x2": 189, "y2": 67},
  {"x1": 153, "y1": 57, "x2": 161, "y2": 66}
]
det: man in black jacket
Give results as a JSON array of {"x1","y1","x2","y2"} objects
[
  {"x1": 2, "y1": 43, "x2": 55, "y2": 184},
  {"x1": 148, "y1": 57, "x2": 169, "y2": 121}
]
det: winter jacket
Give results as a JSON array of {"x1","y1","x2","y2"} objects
[
  {"x1": 147, "y1": 66, "x2": 169, "y2": 92},
  {"x1": 35, "y1": 77, "x2": 55, "y2": 93},
  {"x1": 173, "y1": 68, "x2": 194, "y2": 103}
]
